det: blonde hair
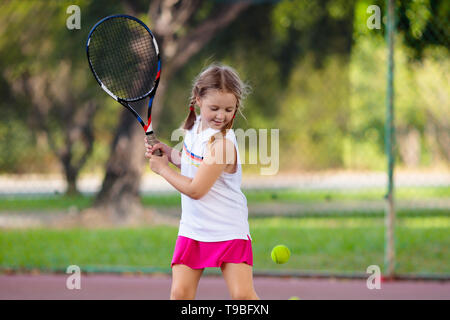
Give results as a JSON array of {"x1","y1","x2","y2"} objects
[{"x1": 182, "y1": 63, "x2": 250, "y2": 144}]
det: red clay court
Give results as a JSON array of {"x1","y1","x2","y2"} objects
[{"x1": 1, "y1": 273, "x2": 449, "y2": 300}]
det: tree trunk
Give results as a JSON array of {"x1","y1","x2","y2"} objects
[
  {"x1": 94, "y1": 100, "x2": 147, "y2": 219},
  {"x1": 63, "y1": 161, "x2": 80, "y2": 196},
  {"x1": 17, "y1": 71, "x2": 97, "y2": 197}
]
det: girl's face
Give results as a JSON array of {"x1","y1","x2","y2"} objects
[{"x1": 197, "y1": 90, "x2": 237, "y2": 130}]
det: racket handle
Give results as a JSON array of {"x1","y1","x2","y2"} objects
[{"x1": 146, "y1": 132, "x2": 162, "y2": 156}]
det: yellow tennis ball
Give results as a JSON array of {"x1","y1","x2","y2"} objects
[{"x1": 271, "y1": 245, "x2": 291, "y2": 264}]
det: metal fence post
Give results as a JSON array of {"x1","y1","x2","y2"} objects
[{"x1": 384, "y1": 0, "x2": 396, "y2": 279}]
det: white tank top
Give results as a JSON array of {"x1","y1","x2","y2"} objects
[{"x1": 178, "y1": 115, "x2": 251, "y2": 242}]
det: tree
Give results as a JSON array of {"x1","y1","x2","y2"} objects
[
  {"x1": 0, "y1": 1, "x2": 108, "y2": 194},
  {"x1": 16, "y1": 67, "x2": 98, "y2": 195}
]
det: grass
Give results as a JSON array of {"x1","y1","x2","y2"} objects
[
  {"x1": 1, "y1": 216, "x2": 449, "y2": 275},
  {"x1": 0, "y1": 186, "x2": 448, "y2": 211},
  {"x1": 244, "y1": 186, "x2": 450, "y2": 203},
  {"x1": 1, "y1": 186, "x2": 448, "y2": 275}
]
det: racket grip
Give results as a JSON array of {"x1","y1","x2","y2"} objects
[{"x1": 146, "y1": 133, "x2": 162, "y2": 156}]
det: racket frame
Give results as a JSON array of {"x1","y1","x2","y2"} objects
[{"x1": 86, "y1": 14, "x2": 162, "y2": 155}]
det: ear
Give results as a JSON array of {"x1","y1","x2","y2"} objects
[{"x1": 196, "y1": 97, "x2": 201, "y2": 107}]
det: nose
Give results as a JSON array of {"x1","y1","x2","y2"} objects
[{"x1": 216, "y1": 111, "x2": 225, "y2": 120}]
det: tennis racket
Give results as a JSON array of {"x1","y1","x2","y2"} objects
[{"x1": 86, "y1": 14, "x2": 162, "y2": 156}]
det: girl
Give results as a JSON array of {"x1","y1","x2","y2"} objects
[{"x1": 145, "y1": 64, "x2": 259, "y2": 300}]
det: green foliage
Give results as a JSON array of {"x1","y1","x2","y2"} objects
[
  {"x1": 349, "y1": 0, "x2": 449, "y2": 168},
  {"x1": 0, "y1": 120, "x2": 32, "y2": 173},
  {"x1": 0, "y1": 0, "x2": 448, "y2": 174},
  {"x1": 397, "y1": 0, "x2": 450, "y2": 59},
  {"x1": 0, "y1": 0, "x2": 123, "y2": 174},
  {"x1": 277, "y1": 55, "x2": 350, "y2": 169}
]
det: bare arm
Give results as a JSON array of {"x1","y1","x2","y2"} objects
[
  {"x1": 158, "y1": 138, "x2": 235, "y2": 199},
  {"x1": 168, "y1": 146, "x2": 182, "y2": 169}
]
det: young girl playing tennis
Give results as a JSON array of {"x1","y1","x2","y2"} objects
[{"x1": 144, "y1": 64, "x2": 259, "y2": 300}]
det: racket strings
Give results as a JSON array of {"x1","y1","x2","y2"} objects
[{"x1": 88, "y1": 17, "x2": 158, "y2": 100}]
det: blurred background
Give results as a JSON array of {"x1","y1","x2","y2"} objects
[{"x1": 0, "y1": 0, "x2": 448, "y2": 280}]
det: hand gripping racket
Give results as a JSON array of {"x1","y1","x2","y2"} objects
[{"x1": 86, "y1": 14, "x2": 162, "y2": 156}]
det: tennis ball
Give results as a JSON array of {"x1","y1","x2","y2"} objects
[{"x1": 271, "y1": 245, "x2": 291, "y2": 264}]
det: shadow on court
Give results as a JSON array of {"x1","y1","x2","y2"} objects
[{"x1": 1, "y1": 273, "x2": 449, "y2": 300}]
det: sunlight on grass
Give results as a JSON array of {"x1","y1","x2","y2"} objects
[
  {"x1": 398, "y1": 217, "x2": 450, "y2": 228},
  {"x1": 0, "y1": 186, "x2": 448, "y2": 211},
  {"x1": 250, "y1": 216, "x2": 450, "y2": 229},
  {"x1": 251, "y1": 217, "x2": 383, "y2": 229}
]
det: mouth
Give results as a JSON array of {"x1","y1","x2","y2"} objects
[{"x1": 212, "y1": 120, "x2": 223, "y2": 126}]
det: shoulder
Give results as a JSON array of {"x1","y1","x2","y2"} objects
[
  {"x1": 205, "y1": 135, "x2": 236, "y2": 164},
  {"x1": 210, "y1": 135, "x2": 235, "y2": 152},
  {"x1": 224, "y1": 128, "x2": 236, "y2": 140}
]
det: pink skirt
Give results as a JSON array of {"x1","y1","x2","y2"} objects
[{"x1": 171, "y1": 235, "x2": 253, "y2": 269}]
